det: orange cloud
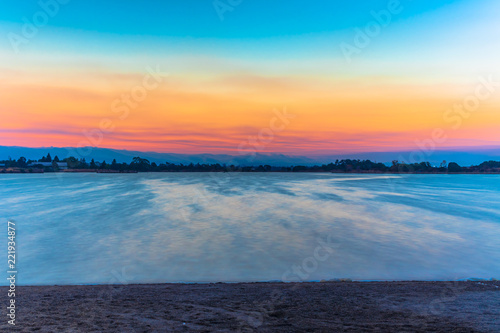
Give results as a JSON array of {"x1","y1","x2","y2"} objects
[{"x1": 1, "y1": 67, "x2": 500, "y2": 155}]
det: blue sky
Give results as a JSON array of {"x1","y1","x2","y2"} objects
[
  {"x1": 1, "y1": 0, "x2": 464, "y2": 38},
  {"x1": 1, "y1": 0, "x2": 499, "y2": 155}
]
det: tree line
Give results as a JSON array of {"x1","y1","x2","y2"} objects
[{"x1": 1, "y1": 154, "x2": 500, "y2": 173}]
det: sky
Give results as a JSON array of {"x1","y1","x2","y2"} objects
[{"x1": 0, "y1": 0, "x2": 499, "y2": 156}]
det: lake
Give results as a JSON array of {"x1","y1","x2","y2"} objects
[{"x1": 1, "y1": 173, "x2": 499, "y2": 285}]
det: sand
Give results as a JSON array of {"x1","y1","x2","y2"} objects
[{"x1": 1, "y1": 281, "x2": 499, "y2": 332}]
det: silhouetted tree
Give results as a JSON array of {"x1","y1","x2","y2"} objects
[
  {"x1": 65, "y1": 156, "x2": 79, "y2": 168},
  {"x1": 7, "y1": 152, "x2": 500, "y2": 175},
  {"x1": 448, "y1": 162, "x2": 462, "y2": 173},
  {"x1": 17, "y1": 157, "x2": 27, "y2": 168},
  {"x1": 131, "y1": 157, "x2": 151, "y2": 171}
]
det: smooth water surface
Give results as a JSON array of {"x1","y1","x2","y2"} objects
[{"x1": 1, "y1": 172, "x2": 499, "y2": 285}]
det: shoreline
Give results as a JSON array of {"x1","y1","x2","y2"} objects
[
  {"x1": 2, "y1": 281, "x2": 499, "y2": 332},
  {"x1": 3, "y1": 277, "x2": 498, "y2": 288},
  {"x1": 3, "y1": 169, "x2": 500, "y2": 175},
  {"x1": 2, "y1": 157, "x2": 500, "y2": 174}
]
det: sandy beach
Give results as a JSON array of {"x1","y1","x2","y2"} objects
[{"x1": 1, "y1": 281, "x2": 499, "y2": 332}]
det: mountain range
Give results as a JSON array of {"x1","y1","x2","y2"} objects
[{"x1": 1, "y1": 146, "x2": 500, "y2": 167}]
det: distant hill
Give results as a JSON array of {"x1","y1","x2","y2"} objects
[
  {"x1": 0, "y1": 146, "x2": 317, "y2": 166},
  {"x1": 1, "y1": 145, "x2": 499, "y2": 167}
]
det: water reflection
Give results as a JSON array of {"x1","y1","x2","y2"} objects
[{"x1": 0, "y1": 173, "x2": 499, "y2": 285}]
